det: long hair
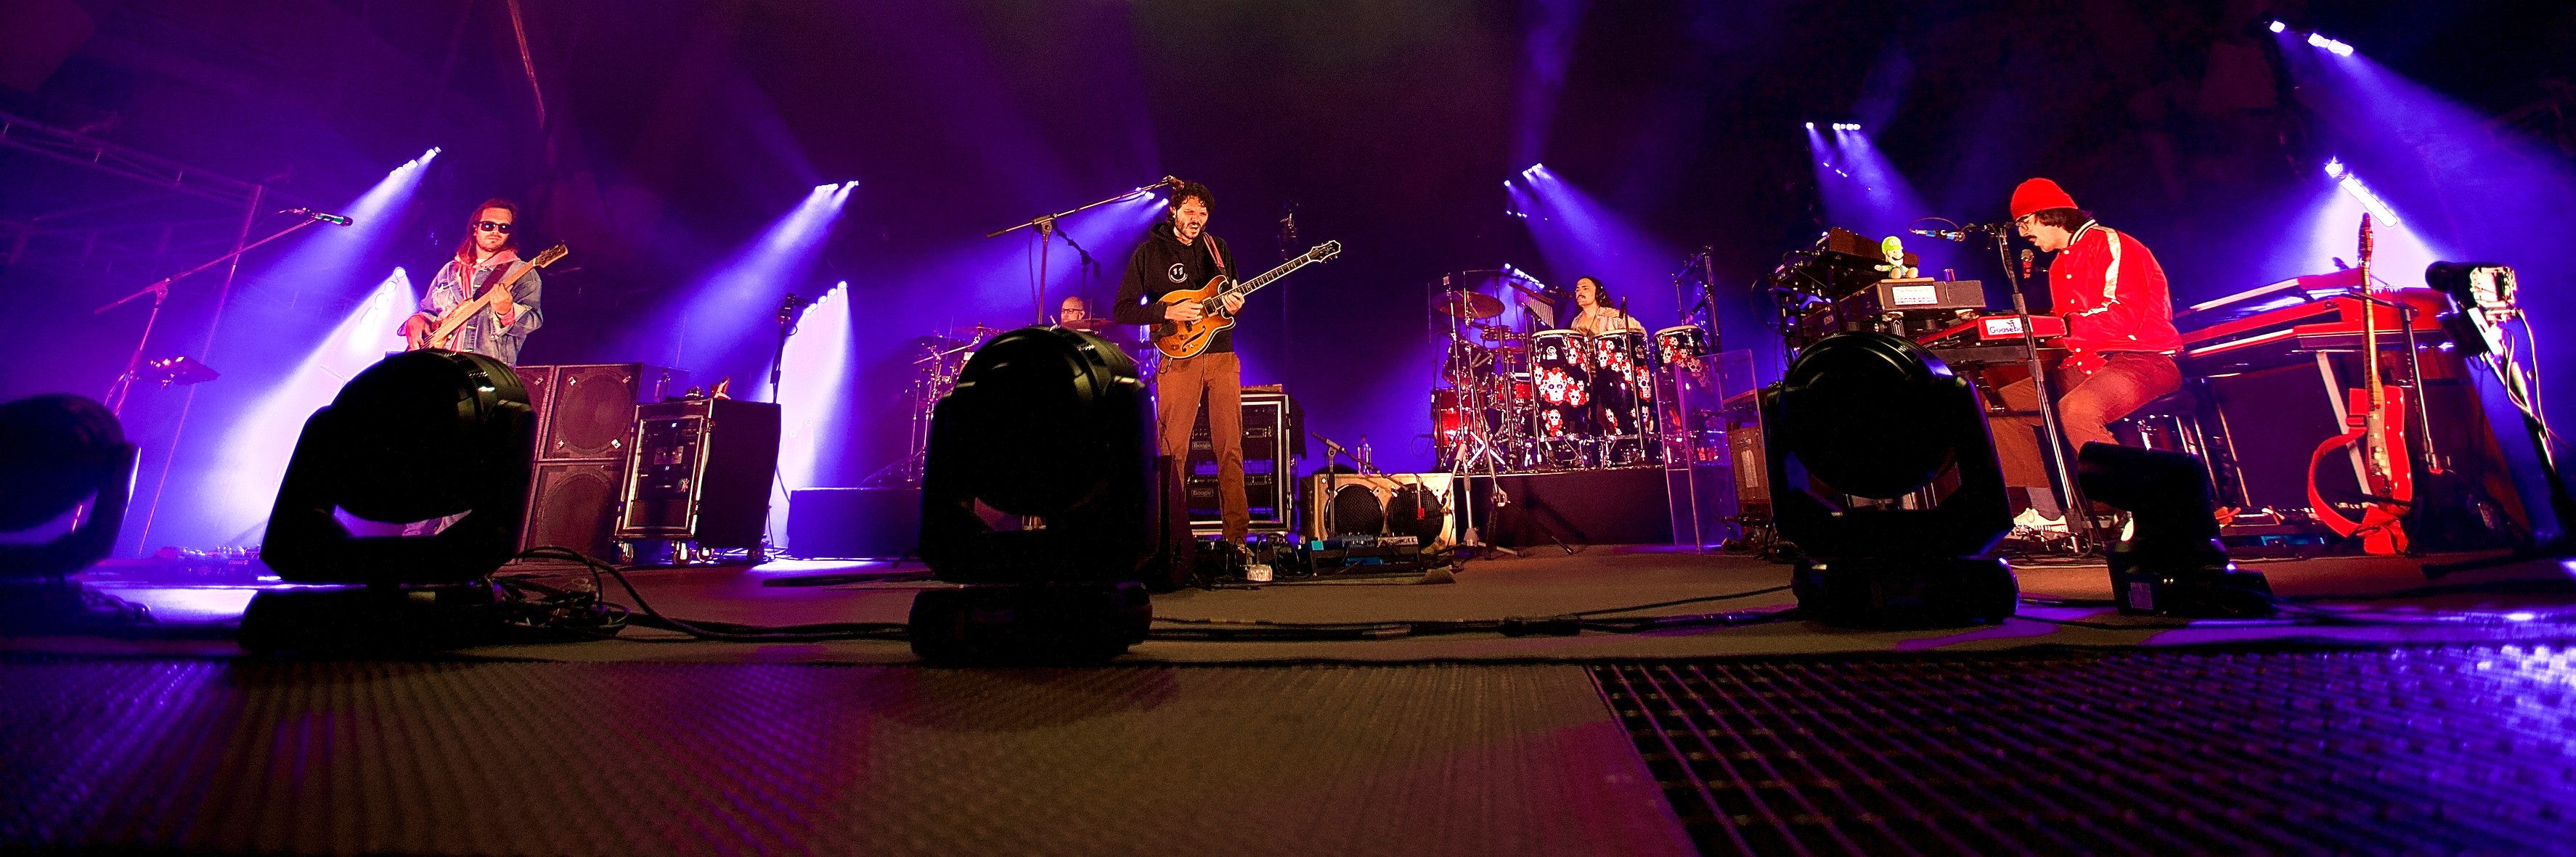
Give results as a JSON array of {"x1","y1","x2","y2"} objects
[{"x1": 452, "y1": 197, "x2": 523, "y2": 261}]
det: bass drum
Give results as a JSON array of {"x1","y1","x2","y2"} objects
[
  {"x1": 1527, "y1": 329, "x2": 1594, "y2": 467},
  {"x1": 1589, "y1": 329, "x2": 1658, "y2": 465}
]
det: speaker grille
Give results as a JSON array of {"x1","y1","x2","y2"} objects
[
  {"x1": 545, "y1": 366, "x2": 640, "y2": 460},
  {"x1": 522, "y1": 460, "x2": 620, "y2": 557}
]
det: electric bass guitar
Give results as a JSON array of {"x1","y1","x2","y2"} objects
[
  {"x1": 409, "y1": 243, "x2": 567, "y2": 352},
  {"x1": 1152, "y1": 240, "x2": 1342, "y2": 359}
]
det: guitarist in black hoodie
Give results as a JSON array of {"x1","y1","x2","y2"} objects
[{"x1": 1114, "y1": 182, "x2": 1250, "y2": 551}]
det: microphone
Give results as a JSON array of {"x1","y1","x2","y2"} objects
[
  {"x1": 282, "y1": 207, "x2": 354, "y2": 226},
  {"x1": 2019, "y1": 248, "x2": 2036, "y2": 281},
  {"x1": 1159, "y1": 175, "x2": 1187, "y2": 189},
  {"x1": 1909, "y1": 223, "x2": 2010, "y2": 242}
]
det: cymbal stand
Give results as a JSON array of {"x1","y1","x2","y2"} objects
[{"x1": 987, "y1": 179, "x2": 1169, "y2": 325}]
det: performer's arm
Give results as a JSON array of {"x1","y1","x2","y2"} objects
[{"x1": 498, "y1": 269, "x2": 543, "y2": 334}]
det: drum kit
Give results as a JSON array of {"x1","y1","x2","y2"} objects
[{"x1": 1431, "y1": 271, "x2": 1713, "y2": 472}]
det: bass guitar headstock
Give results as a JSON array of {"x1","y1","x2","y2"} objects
[
  {"x1": 1305, "y1": 241, "x2": 1342, "y2": 263},
  {"x1": 529, "y1": 243, "x2": 571, "y2": 268}
]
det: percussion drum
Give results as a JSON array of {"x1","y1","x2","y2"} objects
[
  {"x1": 1589, "y1": 329, "x2": 1658, "y2": 465},
  {"x1": 1654, "y1": 325, "x2": 1711, "y2": 373},
  {"x1": 1528, "y1": 329, "x2": 1594, "y2": 467}
]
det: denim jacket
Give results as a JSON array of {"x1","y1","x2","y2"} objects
[{"x1": 420, "y1": 251, "x2": 545, "y2": 365}]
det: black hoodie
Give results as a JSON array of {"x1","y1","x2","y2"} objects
[{"x1": 1114, "y1": 220, "x2": 1240, "y2": 353}]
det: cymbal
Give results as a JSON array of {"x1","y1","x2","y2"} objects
[
  {"x1": 1056, "y1": 317, "x2": 1117, "y2": 332},
  {"x1": 1433, "y1": 290, "x2": 1504, "y2": 319}
]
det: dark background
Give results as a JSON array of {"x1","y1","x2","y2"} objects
[{"x1": 4, "y1": 0, "x2": 2572, "y2": 551}]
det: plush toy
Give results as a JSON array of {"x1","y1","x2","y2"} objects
[{"x1": 1877, "y1": 235, "x2": 1916, "y2": 279}]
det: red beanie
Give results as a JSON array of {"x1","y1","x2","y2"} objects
[{"x1": 2010, "y1": 178, "x2": 2079, "y2": 220}]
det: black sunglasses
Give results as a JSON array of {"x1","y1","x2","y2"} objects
[{"x1": 473, "y1": 221, "x2": 513, "y2": 234}]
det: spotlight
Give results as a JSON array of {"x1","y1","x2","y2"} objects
[
  {"x1": 1762, "y1": 332, "x2": 2018, "y2": 628},
  {"x1": 911, "y1": 327, "x2": 1159, "y2": 663},
  {"x1": 241, "y1": 350, "x2": 537, "y2": 652},
  {"x1": 1805, "y1": 121, "x2": 1816, "y2": 130},
  {"x1": 2323, "y1": 158, "x2": 2344, "y2": 178},
  {"x1": 1, "y1": 395, "x2": 136, "y2": 579},
  {"x1": 2307, "y1": 33, "x2": 2354, "y2": 56},
  {"x1": 2076, "y1": 443, "x2": 2276, "y2": 616},
  {"x1": 2269, "y1": 20, "x2": 2287, "y2": 33}
]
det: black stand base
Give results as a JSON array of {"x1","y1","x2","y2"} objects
[
  {"x1": 907, "y1": 582, "x2": 1151, "y2": 664},
  {"x1": 1792, "y1": 557, "x2": 2019, "y2": 629},
  {"x1": 235, "y1": 583, "x2": 604, "y2": 653},
  {"x1": 2107, "y1": 563, "x2": 2277, "y2": 617}
]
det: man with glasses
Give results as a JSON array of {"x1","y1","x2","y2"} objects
[
  {"x1": 402, "y1": 198, "x2": 545, "y2": 365},
  {"x1": 1990, "y1": 179, "x2": 2183, "y2": 529}
]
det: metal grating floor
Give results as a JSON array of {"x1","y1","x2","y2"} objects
[{"x1": 1593, "y1": 645, "x2": 2576, "y2": 856}]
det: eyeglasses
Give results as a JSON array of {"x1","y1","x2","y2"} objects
[{"x1": 473, "y1": 221, "x2": 513, "y2": 234}]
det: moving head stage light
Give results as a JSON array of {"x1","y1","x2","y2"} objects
[
  {"x1": 1762, "y1": 331, "x2": 2018, "y2": 628},
  {"x1": 913, "y1": 326, "x2": 1159, "y2": 663},
  {"x1": 244, "y1": 350, "x2": 538, "y2": 652},
  {"x1": 1, "y1": 394, "x2": 143, "y2": 633},
  {"x1": 0, "y1": 395, "x2": 136, "y2": 580},
  {"x1": 2077, "y1": 443, "x2": 2275, "y2": 617}
]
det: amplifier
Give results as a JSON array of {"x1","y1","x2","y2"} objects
[
  {"x1": 1305, "y1": 472, "x2": 1456, "y2": 549},
  {"x1": 1186, "y1": 390, "x2": 1302, "y2": 533},
  {"x1": 616, "y1": 398, "x2": 781, "y2": 550}
]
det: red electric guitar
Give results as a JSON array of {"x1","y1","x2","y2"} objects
[{"x1": 2304, "y1": 215, "x2": 2412, "y2": 554}]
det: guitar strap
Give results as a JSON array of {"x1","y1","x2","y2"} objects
[{"x1": 1199, "y1": 234, "x2": 1226, "y2": 282}]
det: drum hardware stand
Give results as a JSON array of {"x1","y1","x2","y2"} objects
[{"x1": 987, "y1": 177, "x2": 1175, "y2": 325}]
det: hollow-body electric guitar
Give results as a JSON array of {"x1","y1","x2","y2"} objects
[
  {"x1": 1153, "y1": 240, "x2": 1342, "y2": 359},
  {"x1": 409, "y1": 243, "x2": 568, "y2": 352}
]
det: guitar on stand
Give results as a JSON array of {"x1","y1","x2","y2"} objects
[
  {"x1": 407, "y1": 243, "x2": 568, "y2": 351},
  {"x1": 1153, "y1": 241, "x2": 1342, "y2": 359},
  {"x1": 2304, "y1": 215, "x2": 2413, "y2": 554}
]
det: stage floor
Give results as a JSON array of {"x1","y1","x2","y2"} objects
[
  {"x1": 30, "y1": 545, "x2": 2576, "y2": 664},
  {"x1": 10, "y1": 548, "x2": 2576, "y2": 854}
]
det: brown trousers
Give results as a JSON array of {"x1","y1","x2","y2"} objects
[
  {"x1": 1157, "y1": 352, "x2": 1250, "y2": 541},
  {"x1": 1992, "y1": 351, "x2": 2182, "y2": 489}
]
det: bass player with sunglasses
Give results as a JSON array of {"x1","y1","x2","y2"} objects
[{"x1": 401, "y1": 198, "x2": 547, "y2": 364}]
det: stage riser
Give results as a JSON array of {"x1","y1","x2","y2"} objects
[{"x1": 1458, "y1": 469, "x2": 1674, "y2": 548}]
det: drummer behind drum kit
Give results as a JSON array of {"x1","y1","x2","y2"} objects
[{"x1": 1431, "y1": 271, "x2": 1713, "y2": 473}]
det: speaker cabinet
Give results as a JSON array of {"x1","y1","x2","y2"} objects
[
  {"x1": 522, "y1": 460, "x2": 622, "y2": 558},
  {"x1": 1303, "y1": 472, "x2": 1456, "y2": 549},
  {"x1": 535, "y1": 364, "x2": 688, "y2": 462},
  {"x1": 1184, "y1": 390, "x2": 1302, "y2": 533},
  {"x1": 788, "y1": 488, "x2": 920, "y2": 559},
  {"x1": 616, "y1": 398, "x2": 782, "y2": 550}
]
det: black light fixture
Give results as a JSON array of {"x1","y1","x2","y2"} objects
[
  {"x1": 241, "y1": 350, "x2": 537, "y2": 651},
  {"x1": 912, "y1": 327, "x2": 1159, "y2": 663},
  {"x1": 1, "y1": 394, "x2": 143, "y2": 633},
  {"x1": 1762, "y1": 331, "x2": 2019, "y2": 628},
  {"x1": 2076, "y1": 442, "x2": 2276, "y2": 616},
  {"x1": 0, "y1": 394, "x2": 136, "y2": 581}
]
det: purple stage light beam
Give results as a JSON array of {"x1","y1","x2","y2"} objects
[
  {"x1": 769, "y1": 280, "x2": 852, "y2": 551},
  {"x1": 194, "y1": 268, "x2": 417, "y2": 545},
  {"x1": 639, "y1": 181, "x2": 854, "y2": 382},
  {"x1": 1512, "y1": 0, "x2": 1591, "y2": 169},
  {"x1": 1512, "y1": 165, "x2": 1682, "y2": 327},
  {"x1": 143, "y1": 147, "x2": 437, "y2": 551}
]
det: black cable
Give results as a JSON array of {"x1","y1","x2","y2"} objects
[{"x1": 515, "y1": 546, "x2": 906, "y2": 641}]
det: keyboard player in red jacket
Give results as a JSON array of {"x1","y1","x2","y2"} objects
[{"x1": 1991, "y1": 178, "x2": 2184, "y2": 525}]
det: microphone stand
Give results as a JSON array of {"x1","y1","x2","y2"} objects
[
  {"x1": 770, "y1": 292, "x2": 812, "y2": 403},
  {"x1": 1989, "y1": 231, "x2": 2095, "y2": 549},
  {"x1": 987, "y1": 179, "x2": 1169, "y2": 326},
  {"x1": 94, "y1": 216, "x2": 330, "y2": 415}
]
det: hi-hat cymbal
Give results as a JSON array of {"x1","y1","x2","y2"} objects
[{"x1": 1433, "y1": 290, "x2": 1504, "y2": 319}]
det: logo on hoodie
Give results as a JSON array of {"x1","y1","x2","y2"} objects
[{"x1": 1167, "y1": 263, "x2": 1188, "y2": 283}]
